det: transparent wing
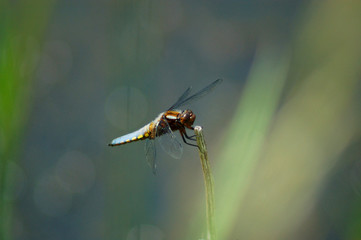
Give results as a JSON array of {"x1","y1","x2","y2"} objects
[
  {"x1": 168, "y1": 86, "x2": 192, "y2": 110},
  {"x1": 156, "y1": 118, "x2": 183, "y2": 159},
  {"x1": 145, "y1": 139, "x2": 157, "y2": 174},
  {"x1": 168, "y1": 79, "x2": 223, "y2": 110}
]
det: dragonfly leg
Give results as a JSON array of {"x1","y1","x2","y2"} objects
[
  {"x1": 184, "y1": 131, "x2": 196, "y2": 141},
  {"x1": 180, "y1": 131, "x2": 199, "y2": 148}
]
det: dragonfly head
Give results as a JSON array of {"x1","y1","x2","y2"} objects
[{"x1": 180, "y1": 109, "x2": 196, "y2": 128}]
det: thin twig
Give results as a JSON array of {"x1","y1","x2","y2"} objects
[{"x1": 194, "y1": 126, "x2": 216, "y2": 240}]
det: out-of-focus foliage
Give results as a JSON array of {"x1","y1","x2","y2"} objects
[
  {"x1": 0, "y1": 1, "x2": 54, "y2": 240},
  {"x1": 213, "y1": 2, "x2": 361, "y2": 239},
  {"x1": 184, "y1": 1, "x2": 361, "y2": 240},
  {"x1": 1, "y1": 1, "x2": 361, "y2": 240}
]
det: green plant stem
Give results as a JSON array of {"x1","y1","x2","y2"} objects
[{"x1": 194, "y1": 126, "x2": 216, "y2": 240}]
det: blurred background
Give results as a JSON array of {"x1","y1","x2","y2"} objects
[{"x1": 1, "y1": 0, "x2": 361, "y2": 240}]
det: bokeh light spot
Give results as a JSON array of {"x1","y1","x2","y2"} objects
[
  {"x1": 4, "y1": 161, "x2": 26, "y2": 201},
  {"x1": 33, "y1": 173, "x2": 72, "y2": 217},
  {"x1": 126, "y1": 224, "x2": 164, "y2": 240},
  {"x1": 55, "y1": 151, "x2": 95, "y2": 194},
  {"x1": 105, "y1": 86, "x2": 148, "y2": 131}
]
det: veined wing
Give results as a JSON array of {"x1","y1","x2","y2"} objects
[
  {"x1": 145, "y1": 139, "x2": 157, "y2": 174},
  {"x1": 156, "y1": 117, "x2": 183, "y2": 159},
  {"x1": 168, "y1": 79, "x2": 223, "y2": 110},
  {"x1": 168, "y1": 86, "x2": 192, "y2": 111}
]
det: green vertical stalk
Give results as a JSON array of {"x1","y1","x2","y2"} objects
[
  {"x1": 0, "y1": 1, "x2": 54, "y2": 239},
  {"x1": 194, "y1": 126, "x2": 216, "y2": 240}
]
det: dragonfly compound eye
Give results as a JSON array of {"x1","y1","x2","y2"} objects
[{"x1": 180, "y1": 110, "x2": 196, "y2": 128}]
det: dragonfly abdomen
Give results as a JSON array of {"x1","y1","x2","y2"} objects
[{"x1": 109, "y1": 125, "x2": 150, "y2": 146}]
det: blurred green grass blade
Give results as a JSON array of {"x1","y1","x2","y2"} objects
[
  {"x1": 214, "y1": 47, "x2": 290, "y2": 240},
  {"x1": 214, "y1": 1, "x2": 361, "y2": 239},
  {"x1": 0, "y1": 1, "x2": 54, "y2": 240}
]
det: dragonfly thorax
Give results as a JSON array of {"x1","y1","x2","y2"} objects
[{"x1": 179, "y1": 109, "x2": 196, "y2": 129}]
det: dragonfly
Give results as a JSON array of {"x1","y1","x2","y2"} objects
[{"x1": 109, "y1": 79, "x2": 222, "y2": 174}]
